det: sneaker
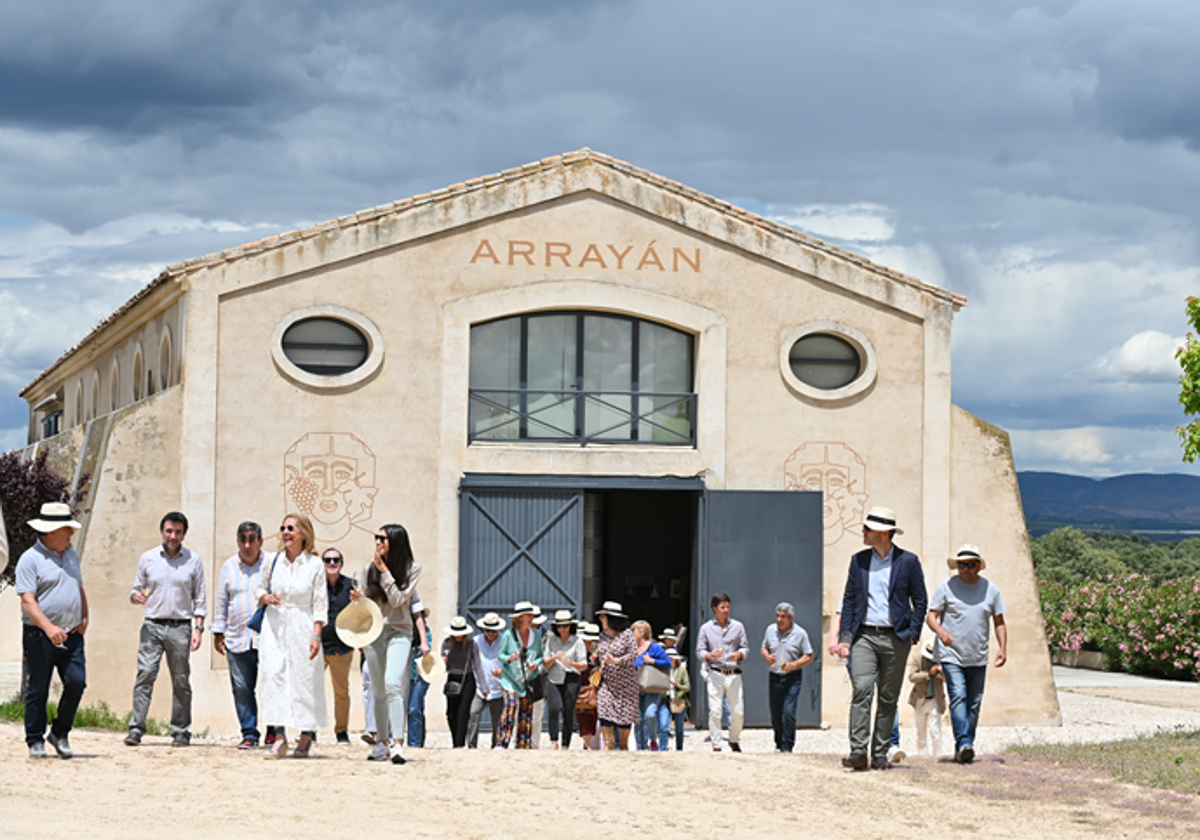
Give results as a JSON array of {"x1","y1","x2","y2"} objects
[
  {"x1": 237, "y1": 738, "x2": 258, "y2": 750},
  {"x1": 264, "y1": 731, "x2": 277, "y2": 748},
  {"x1": 390, "y1": 742, "x2": 407, "y2": 765},
  {"x1": 124, "y1": 731, "x2": 142, "y2": 746},
  {"x1": 367, "y1": 742, "x2": 389, "y2": 761},
  {"x1": 361, "y1": 732, "x2": 377, "y2": 746},
  {"x1": 336, "y1": 731, "x2": 351, "y2": 746},
  {"x1": 47, "y1": 732, "x2": 73, "y2": 759},
  {"x1": 729, "y1": 742, "x2": 742, "y2": 753},
  {"x1": 171, "y1": 734, "x2": 191, "y2": 747},
  {"x1": 887, "y1": 744, "x2": 906, "y2": 765},
  {"x1": 29, "y1": 742, "x2": 47, "y2": 759},
  {"x1": 957, "y1": 745, "x2": 975, "y2": 764}
]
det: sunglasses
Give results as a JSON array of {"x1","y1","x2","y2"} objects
[
  {"x1": 956, "y1": 561, "x2": 979, "y2": 569},
  {"x1": 280, "y1": 524, "x2": 296, "y2": 533},
  {"x1": 323, "y1": 557, "x2": 343, "y2": 565},
  {"x1": 374, "y1": 534, "x2": 387, "y2": 542}
]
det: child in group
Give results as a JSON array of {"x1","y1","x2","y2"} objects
[
  {"x1": 668, "y1": 647, "x2": 690, "y2": 752},
  {"x1": 907, "y1": 639, "x2": 947, "y2": 758}
]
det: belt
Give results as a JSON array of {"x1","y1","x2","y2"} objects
[
  {"x1": 146, "y1": 618, "x2": 192, "y2": 626},
  {"x1": 712, "y1": 667, "x2": 742, "y2": 675},
  {"x1": 861, "y1": 624, "x2": 894, "y2": 632}
]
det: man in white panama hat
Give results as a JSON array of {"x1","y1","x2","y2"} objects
[
  {"x1": 927, "y1": 544, "x2": 1007, "y2": 764},
  {"x1": 17, "y1": 502, "x2": 87, "y2": 759},
  {"x1": 835, "y1": 506, "x2": 927, "y2": 771},
  {"x1": 467, "y1": 611, "x2": 507, "y2": 748}
]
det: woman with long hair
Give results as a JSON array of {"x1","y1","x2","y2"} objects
[
  {"x1": 257, "y1": 513, "x2": 327, "y2": 758},
  {"x1": 545, "y1": 610, "x2": 586, "y2": 750},
  {"x1": 441, "y1": 616, "x2": 479, "y2": 748},
  {"x1": 352, "y1": 523, "x2": 422, "y2": 764},
  {"x1": 594, "y1": 601, "x2": 637, "y2": 750}
]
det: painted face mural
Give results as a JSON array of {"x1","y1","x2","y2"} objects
[
  {"x1": 784, "y1": 442, "x2": 868, "y2": 546},
  {"x1": 283, "y1": 433, "x2": 379, "y2": 543}
]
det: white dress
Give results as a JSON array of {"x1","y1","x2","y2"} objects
[{"x1": 256, "y1": 551, "x2": 329, "y2": 730}]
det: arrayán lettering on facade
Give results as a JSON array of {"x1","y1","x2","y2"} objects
[{"x1": 470, "y1": 239, "x2": 702, "y2": 273}]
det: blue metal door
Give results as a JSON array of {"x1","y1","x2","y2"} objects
[
  {"x1": 694, "y1": 489, "x2": 824, "y2": 728},
  {"x1": 458, "y1": 488, "x2": 584, "y2": 623}
]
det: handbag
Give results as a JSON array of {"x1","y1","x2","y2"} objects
[
  {"x1": 577, "y1": 680, "x2": 597, "y2": 711},
  {"x1": 638, "y1": 664, "x2": 671, "y2": 694},
  {"x1": 246, "y1": 553, "x2": 280, "y2": 634},
  {"x1": 670, "y1": 696, "x2": 687, "y2": 714},
  {"x1": 444, "y1": 671, "x2": 468, "y2": 697},
  {"x1": 516, "y1": 628, "x2": 546, "y2": 703}
]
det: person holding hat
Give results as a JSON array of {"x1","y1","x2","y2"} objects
[
  {"x1": 667, "y1": 647, "x2": 690, "y2": 751},
  {"x1": 594, "y1": 601, "x2": 638, "y2": 749},
  {"x1": 353, "y1": 522, "x2": 422, "y2": 764},
  {"x1": 406, "y1": 595, "x2": 434, "y2": 748},
  {"x1": 835, "y1": 506, "x2": 927, "y2": 771},
  {"x1": 575, "y1": 622, "x2": 601, "y2": 749},
  {"x1": 926, "y1": 544, "x2": 1007, "y2": 764},
  {"x1": 545, "y1": 609, "x2": 586, "y2": 750},
  {"x1": 441, "y1": 616, "x2": 479, "y2": 747},
  {"x1": 16, "y1": 502, "x2": 87, "y2": 759},
  {"x1": 494, "y1": 601, "x2": 544, "y2": 749},
  {"x1": 467, "y1": 612, "x2": 506, "y2": 748},
  {"x1": 906, "y1": 638, "x2": 947, "y2": 758},
  {"x1": 529, "y1": 605, "x2": 549, "y2": 749}
]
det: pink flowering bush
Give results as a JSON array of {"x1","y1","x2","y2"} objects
[{"x1": 1040, "y1": 575, "x2": 1200, "y2": 681}]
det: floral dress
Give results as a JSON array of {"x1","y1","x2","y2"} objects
[{"x1": 596, "y1": 628, "x2": 638, "y2": 726}]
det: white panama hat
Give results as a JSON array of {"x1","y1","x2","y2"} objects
[
  {"x1": 948, "y1": 544, "x2": 987, "y2": 571},
  {"x1": 446, "y1": 616, "x2": 473, "y2": 638},
  {"x1": 27, "y1": 502, "x2": 82, "y2": 533},
  {"x1": 862, "y1": 506, "x2": 904, "y2": 535},
  {"x1": 595, "y1": 600, "x2": 627, "y2": 619},
  {"x1": 335, "y1": 597, "x2": 385, "y2": 648},
  {"x1": 476, "y1": 612, "x2": 506, "y2": 631}
]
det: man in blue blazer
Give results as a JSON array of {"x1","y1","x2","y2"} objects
[{"x1": 835, "y1": 506, "x2": 927, "y2": 770}]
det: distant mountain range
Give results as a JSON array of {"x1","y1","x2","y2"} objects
[{"x1": 1019, "y1": 471, "x2": 1200, "y2": 538}]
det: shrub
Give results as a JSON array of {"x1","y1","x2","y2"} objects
[
  {"x1": 0, "y1": 450, "x2": 89, "y2": 586},
  {"x1": 1040, "y1": 574, "x2": 1200, "y2": 681}
]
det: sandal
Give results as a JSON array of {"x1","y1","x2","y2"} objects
[
  {"x1": 293, "y1": 734, "x2": 313, "y2": 758},
  {"x1": 265, "y1": 739, "x2": 289, "y2": 759}
]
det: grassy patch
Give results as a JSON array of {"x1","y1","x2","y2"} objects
[
  {"x1": 1, "y1": 693, "x2": 173, "y2": 735},
  {"x1": 1010, "y1": 727, "x2": 1200, "y2": 796}
]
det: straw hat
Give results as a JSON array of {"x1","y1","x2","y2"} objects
[
  {"x1": 551, "y1": 609, "x2": 576, "y2": 627},
  {"x1": 666, "y1": 647, "x2": 681, "y2": 659},
  {"x1": 446, "y1": 616, "x2": 473, "y2": 638},
  {"x1": 579, "y1": 622, "x2": 600, "y2": 642},
  {"x1": 595, "y1": 600, "x2": 626, "y2": 619},
  {"x1": 660, "y1": 627, "x2": 678, "y2": 642},
  {"x1": 416, "y1": 650, "x2": 445, "y2": 683},
  {"x1": 476, "y1": 612, "x2": 506, "y2": 632},
  {"x1": 948, "y1": 544, "x2": 987, "y2": 571},
  {"x1": 335, "y1": 597, "x2": 385, "y2": 648},
  {"x1": 511, "y1": 601, "x2": 537, "y2": 618},
  {"x1": 27, "y1": 502, "x2": 82, "y2": 533},
  {"x1": 862, "y1": 506, "x2": 904, "y2": 535},
  {"x1": 531, "y1": 605, "x2": 547, "y2": 626}
]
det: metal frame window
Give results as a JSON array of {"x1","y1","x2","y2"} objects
[{"x1": 469, "y1": 311, "x2": 696, "y2": 446}]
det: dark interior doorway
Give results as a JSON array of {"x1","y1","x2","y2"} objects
[{"x1": 586, "y1": 489, "x2": 696, "y2": 643}]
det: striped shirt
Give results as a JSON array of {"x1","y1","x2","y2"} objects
[{"x1": 211, "y1": 552, "x2": 268, "y2": 653}]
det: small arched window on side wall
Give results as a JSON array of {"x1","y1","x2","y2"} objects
[
  {"x1": 75, "y1": 382, "x2": 84, "y2": 426},
  {"x1": 110, "y1": 361, "x2": 120, "y2": 413},
  {"x1": 91, "y1": 373, "x2": 99, "y2": 421},
  {"x1": 132, "y1": 347, "x2": 144, "y2": 402},
  {"x1": 780, "y1": 321, "x2": 877, "y2": 402},
  {"x1": 160, "y1": 330, "x2": 172, "y2": 391}
]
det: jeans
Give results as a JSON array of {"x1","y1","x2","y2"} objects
[
  {"x1": 446, "y1": 672, "x2": 476, "y2": 747},
  {"x1": 671, "y1": 708, "x2": 687, "y2": 751},
  {"x1": 546, "y1": 675, "x2": 580, "y2": 747},
  {"x1": 467, "y1": 694, "x2": 504, "y2": 748},
  {"x1": 768, "y1": 670, "x2": 803, "y2": 752},
  {"x1": 365, "y1": 625, "x2": 412, "y2": 747},
  {"x1": 130, "y1": 619, "x2": 193, "y2": 738},
  {"x1": 407, "y1": 675, "x2": 429, "y2": 747},
  {"x1": 941, "y1": 662, "x2": 987, "y2": 750},
  {"x1": 23, "y1": 626, "x2": 86, "y2": 746},
  {"x1": 638, "y1": 692, "x2": 670, "y2": 750},
  {"x1": 226, "y1": 648, "x2": 261, "y2": 741},
  {"x1": 848, "y1": 629, "x2": 908, "y2": 759}
]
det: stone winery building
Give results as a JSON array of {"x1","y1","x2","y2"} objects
[{"x1": 5, "y1": 149, "x2": 1059, "y2": 734}]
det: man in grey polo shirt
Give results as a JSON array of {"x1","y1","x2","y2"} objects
[
  {"x1": 125, "y1": 511, "x2": 207, "y2": 747},
  {"x1": 761, "y1": 601, "x2": 814, "y2": 753},
  {"x1": 17, "y1": 502, "x2": 88, "y2": 759}
]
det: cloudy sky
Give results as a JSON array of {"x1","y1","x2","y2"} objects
[{"x1": 2, "y1": 0, "x2": 1198, "y2": 477}]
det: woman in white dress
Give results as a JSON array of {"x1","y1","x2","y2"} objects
[
  {"x1": 351, "y1": 523, "x2": 421, "y2": 765},
  {"x1": 256, "y1": 513, "x2": 327, "y2": 758}
]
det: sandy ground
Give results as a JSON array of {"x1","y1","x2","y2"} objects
[{"x1": 4, "y1": 686, "x2": 1200, "y2": 839}]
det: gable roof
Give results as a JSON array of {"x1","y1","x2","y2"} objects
[{"x1": 22, "y1": 148, "x2": 966, "y2": 396}]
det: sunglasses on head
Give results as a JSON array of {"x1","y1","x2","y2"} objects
[
  {"x1": 280, "y1": 524, "x2": 296, "y2": 533},
  {"x1": 956, "y1": 561, "x2": 979, "y2": 569}
]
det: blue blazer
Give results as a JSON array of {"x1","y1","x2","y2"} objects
[{"x1": 838, "y1": 546, "x2": 927, "y2": 645}]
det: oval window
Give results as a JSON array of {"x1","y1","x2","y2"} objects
[
  {"x1": 281, "y1": 318, "x2": 369, "y2": 376},
  {"x1": 788, "y1": 333, "x2": 862, "y2": 390}
]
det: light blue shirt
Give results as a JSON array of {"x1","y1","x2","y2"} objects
[
  {"x1": 475, "y1": 632, "x2": 505, "y2": 700},
  {"x1": 210, "y1": 552, "x2": 267, "y2": 653},
  {"x1": 865, "y1": 546, "x2": 894, "y2": 626}
]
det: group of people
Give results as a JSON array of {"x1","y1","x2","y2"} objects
[{"x1": 14, "y1": 498, "x2": 1006, "y2": 765}]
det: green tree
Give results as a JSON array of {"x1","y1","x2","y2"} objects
[
  {"x1": 1030, "y1": 527, "x2": 1130, "y2": 585},
  {"x1": 1177, "y1": 296, "x2": 1200, "y2": 462}
]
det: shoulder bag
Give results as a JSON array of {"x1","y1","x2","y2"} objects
[
  {"x1": 246, "y1": 553, "x2": 280, "y2": 634},
  {"x1": 638, "y1": 657, "x2": 671, "y2": 694}
]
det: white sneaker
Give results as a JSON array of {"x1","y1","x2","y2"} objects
[
  {"x1": 887, "y1": 745, "x2": 906, "y2": 765},
  {"x1": 389, "y1": 742, "x2": 406, "y2": 765}
]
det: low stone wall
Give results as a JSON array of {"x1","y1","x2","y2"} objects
[{"x1": 1050, "y1": 648, "x2": 1107, "y2": 671}]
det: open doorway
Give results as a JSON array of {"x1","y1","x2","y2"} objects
[{"x1": 584, "y1": 489, "x2": 696, "y2": 643}]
